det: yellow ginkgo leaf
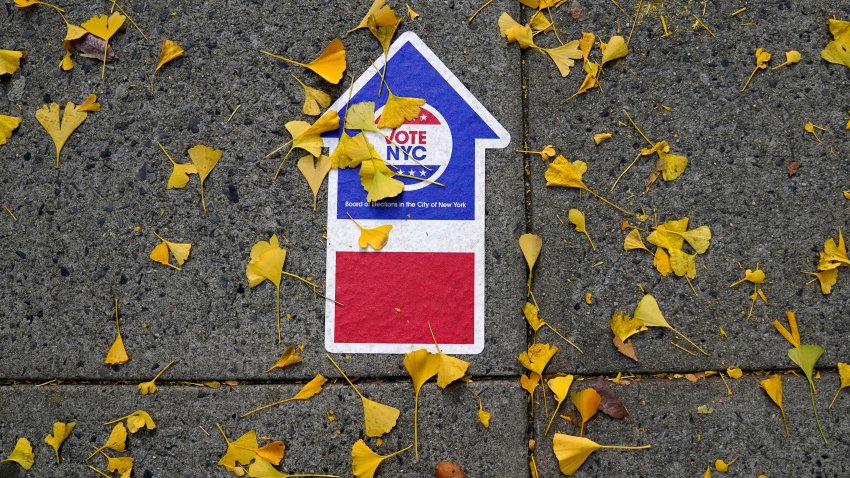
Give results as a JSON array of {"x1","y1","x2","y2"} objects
[
  {"x1": 368, "y1": 13, "x2": 402, "y2": 57},
  {"x1": 255, "y1": 441, "x2": 285, "y2": 467},
  {"x1": 351, "y1": 0, "x2": 397, "y2": 31},
  {"x1": 742, "y1": 47, "x2": 772, "y2": 91},
  {"x1": 568, "y1": 208, "x2": 595, "y2": 251},
  {"x1": 788, "y1": 344, "x2": 828, "y2": 444},
  {"x1": 519, "y1": 233, "x2": 543, "y2": 280},
  {"x1": 360, "y1": 159, "x2": 405, "y2": 202},
  {"x1": 218, "y1": 429, "x2": 258, "y2": 470},
  {"x1": 552, "y1": 433, "x2": 650, "y2": 476},
  {"x1": 726, "y1": 367, "x2": 743, "y2": 379},
  {"x1": 544, "y1": 41, "x2": 583, "y2": 77},
  {"x1": 81, "y1": 12, "x2": 126, "y2": 79},
  {"x1": 653, "y1": 247, "x2": 672, "y2": 276},
  {"x1": 646, "y1": 218, "x2": 688, "y2": 251},
  {"x1": 352, "y1": 439, "x2": 412, "y2": 478},
  {"x1": 714, "y1": 457, "x2": 737, "y2": 473},
  {"x1": 804, "y1": 268, "x2": 839, "y2": 295},
  {"x1": 406, "y1": 4, "x2": 419, "y2": 20},
  {"x1": 545, "y1": 156, "x2": 588, "y2": 190},
  {"x1": 677, "y1": 225, "x2": 712, "y2": 254},
  {"x1": 138, "y1": 360, "x2": 175, "y2": 396},
  {"x1": 772, "y1": 311, "x2": 801, "y2": 348},
  {"x1": 593, "y1": 132, "x2": 612, "y2": 145},
  {"x1": 187, "y1": 144, "x2": 222, "y2": 212},
  {"x1": 404, "y1": 348, "x2": 440, "y2": 461},
  {"x1": 530, "y1": 11, "x2": 553, "y2": 32},
  {"x1": 655, "y1": 150, "x2": 689, "y2": 182},
  {"x1": 520, "y1": 372, "x2": 540, "y2": 395},
  {"x1": 297, "y1": 154, "x2": 332, "y2": 210},
  {"x1": 610, "y1": 310, "x2": 647, "y2": 342},
  {"x1": 817, "y1": 229, "x2": 850, "y2": 271},
  {"x1": 35, "y1": 101, "x2": 89, "y2": 168},
  {"x1": 246, "y1": 457, "x2": 286, "y2": 478},
  {"x1": 760, "y1": 374, "x2": 788, "y2": 434},
  {"x1": 600, "y1": 36, "x2": 628, "y2": 66},
  {"x1": 330, "y1": 132, "x2": 380, "y2": 169},
  {"x1": 634, "y1": 294, "x2": 708, "y2": 356},
  {"x1": 78, "y1": 93, "x2": 100, "y2": 112},
  {"x1": 623, "y1": 229, "x2": 649, "y2": 252},
  {"x1": 498, "y1": 12, "x2": 535, "y2": 49},
  {"x1": 102, "y1": 453, "x2": 133, "y2": 477},
  {"x1": 345, "y1": 101, "x2": 379, "y2": 132},
  {"x1": 261, "y1": 37, "x2": 346, "y2": 84},
  {"x1": 477, "y1": 396, "x2": 491, "y2": 428},
  {"x1": 377, "y1": 94, "x2": 425, "y2": 129},
  {"x1": 291, "y1": 74, "x2": 331, "y2": 116},
  {"x1": 150, "y1": 232, "x2": 192, "y2": 270},
  {"x1": 87, "y1": 422, "x2": 127, "y2": 459},
  {"x1": 348, "y1": 214, "x2": 393, "y2": 250},
  {"x1": 44, "y1": 422, "x2": 75, "y2": 463},
  {"x1": 122, "y1": 410, "x2": 156, "y2": 433},
  {"x1": 272, "y1": 110, "x2": 340, "y2": 179},
  {"x1": 157, "y1": 142, "x2": 198, "y2": 189},
  {"x1": 0, "y1": 50, "x2": 25, "y2": 75},
  {"x1": 669, "y1": 248, "x2": 697, "y2": 279},
  {"x1": 518, "y1": 343, "x2": 558, "y2": 376},
  {"x1": 821, "y1": 19, "x2": 850, "y2": 68},
  {"x1": 830, "y1": 362, "x2": 850, "y2": 408},
  {"x1": 544, "y1": 375, "x2": 574, "y2": 435},
  {"x1": 246, "y1": 234, "x2": 287, "y2": 343},
  {"x1": 241, "y1": 374, "x2": 328, "y2": 417},
  {"x1": 0, "y1": 115, "x2": 22, "y2": 145},
  {"x1": 730, "y1": 268, "x2": 766, "y2": 287},
  {"x1": 1, "y1": 438, "x2": 34, "y2": 470},
  {"x1": 327, "y1": 354, "x2": 400, "y2": 437},
  {"x1": 151, "y1": 39, "x2": 184, "y2": 91},
  {"x1": 435, "y1": 352, "x2": 469, "y2": 388},
  {"x1": 523, "y1": 302, "x2": 545, "y2": 332},
  {"x1": 267, "y1": 345, "x2": 302, "y2": 372},
  {"x1": 572, "y1": 388, "x2": 601, "y2": 436},
  {"x1": 105, "y1": 298, "x2": 129, "y2": 365},
  {"x1": 772, "y1": 50, "x2": 801, "y2": 69}
]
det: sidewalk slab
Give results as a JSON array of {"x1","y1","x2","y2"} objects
[
  {"x1": 524, "y1": 0, "x2": 850, "y2": 374},
  {"x1": 533, "y1": 374, "x2": 849, "y2": 477},
  {"x1": 0, "y1": 379, "x2": 527, "y2": 477},
  {"x1": 0, "y1": 0, "x2": 524, "y2": 380}
]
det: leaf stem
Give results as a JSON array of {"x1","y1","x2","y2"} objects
[
  {"x1": 325, "y1": 353, "x2": 364, "y2": 400},
  {"x1": 467, "y1": 0, "x2": 494, "y2": 23},
  {"x1": 240, "y1": 397, "x2": 294, "y2": 418},
  {"x1": 544, "y1": 323, "x2": 583, "y2": 353},
  {"x1": 599, "y1": 444, "x2": 652, "y2": 450},
  {"x1": 426, "y1": 321, "x2": 442, "y2": 354},
  {"x1": 585, "y1": 186, "x2": 633, "y2": 216},
  {"x1": 622, "y1": 110, "x2": 654, "y2": 146},
  {"x1": 109, "y1": 0, "x2": 147, "y2": 39},
  {"x1": 544, "y1": 400, "x2": 562, "y2": 435},
  {"x1": 157, "y1": 142, "x2": 177, "y2": 165},
  {"x1": 383, "y1": 443, "x2": 414, "y2": 459},
  {"x1": 413, "y1": 392, "x2": 420, "y2": 462},
  {"x1": 149, "y1": 359, "x2": 176, "y2": 383},
  {"x1": 259, "y1": 50, "x2": 308, "y2": 68},
  {"x1": 101, "y1": 39, "x2": 108, "y2": 80},
  {"x1": 87, "y1": 465, "x2": 111, "y2": 478},
  {"x1": 214, "y1": 422, "x2": 229, "y2": 443},
  {"x1": 669, "y1": 326, "x2": 709, "y2": 356},
  {"x1": 611, "y1": 151, "x2": 644, "y2": 191},
  {"x1": 276, "y1": 285, "x2": 282, "y2": 345},
  {"x1": 809, "y1": 382, "x2": 828, "y2": 444},
  {"x1": 741, "y1": 66, "x2": 759, "y2": 92},
  {"x1": 626, "y1": 0, "x2": 644, "y2": 46},
  {"x1": 273, "y1": 147, "x2": 294, "y2": 180},
  {"x1": 265, "y1": 140, "x2": 294, "y2": 158},
  {"x1": 829, "y1": 388, "x2": 843, "y2": 409}
]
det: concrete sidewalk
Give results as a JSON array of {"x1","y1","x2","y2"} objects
[{"x1": 2, "y1": 0, "x2": 850, "y2": 476}]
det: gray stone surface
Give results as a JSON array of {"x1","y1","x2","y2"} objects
[
  {"x1": 0, "y1": 0, "x2": 524, "y2": 380},
  {"x1": 533, "y1": 374, "x2": 850, "y2": 477},
  {"x1": 525, "y1": 0, "x2": 850, "y2": 374},
  {"x1": 0, "y1": 380, "x2": 527, "y2": 477}
]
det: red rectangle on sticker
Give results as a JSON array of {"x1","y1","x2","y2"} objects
[{"x1": 334, "y1": 251, "x2": 475, "y2": 344}]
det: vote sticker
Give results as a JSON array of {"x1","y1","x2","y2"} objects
[{"x1": 372, "y1": 104, "x2": 452, "y2": 191}]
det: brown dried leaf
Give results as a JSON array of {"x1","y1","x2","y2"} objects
[
  {"x1": 73, "y1": 34, "x2": 115, "y2": 60},
  {"x1": 612, "y1": 336, "x2": 638, "y2": 362},
  {"x1": 592, "y1": 377, "x2": 628, "y2": 419},
  {"x1": 787, "y1": 161, "x2": 800, "y2": 176},
  {"x1": 435, "y1": 461, "x2": 467, "y2": 478}
]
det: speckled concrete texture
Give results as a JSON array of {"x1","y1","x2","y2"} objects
[{"x1": 0, "y1": 0, "x2": 524, "y2": 381}]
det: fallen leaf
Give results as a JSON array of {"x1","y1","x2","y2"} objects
[
  {"x1": 742, "y1": 47, "x2": 771, "y2": 91},
  {"x1": 291, "y1": 74, "x2": 331, "y2": 116},
  {"x1": 377, "y1": 94, "x2": 425, "y2": 129},
  {"x1": 829, "y1": 362, "x2": 850, "y2": 408},
  {"x1": 151, "y1": 39, "x2": 184, "y2": 91},
  {"x1": 102, "y1": 453, "x2": 133, "y2": 478},
  {"x1": 788, "y1": 344, "x2": 827, "y2": 443},
  {"x1": 1, "y1": 438, "x2": 34, "y2": 470},
  {"x1": 330, "y1": 132, "x2": 380, "y2": 169},
  {"x1": 71, "y1": 33, "x2": 115, "y2": 61},
  {"x1": 593, "y1": 132, "x2": 612, "y2": 144},
  {"x1": 88, "y1": 423, "x2": 127, "y2": 459},
  {"x1": 498, "y1": 12, "x2": 535, "y2": 49},
  {"x1": 477, "y1": 396, "x2": 492, "y2": 428},
  {"x1": 772, "y1": 311, "x2": 801, "y2": 348},
  {"x1": 406, "y1": 4, "x2": 419, "y2": 21},
  {"x1": 726, "y1": 367, "x2": 743, "y2": 379},
  {"x1": 759, "y1": 375, "x2": 788, "y2": 434},
  {"x1": 44, "y1": 422, "x2": 75, "y2": 463},
  {"x1": 274, "y1": 110, "x2": 340, "y2": 178},
  {"x1": 730, "y1": 268, "x2": 766, "y2": 287},
  {"x1": 267, "y1": 345, "x2": 302, "y2": 372},
  {"x1": 714, "y1": 457, "x2": 737, "y2": 473},
  {"x1": 610, "y1": 310, "x2": 646, "y2": 342},
  {"x1": 552, "y1": 433, "x2": 649, "y2": 476},
  {"x1": 0, "y1": 115, "x2": 22, "y2": 145},
  {"x1": 623, "y1": 229, "x2": 649, "y2": 252},
  {"x1": 349, "y1": 215, "x2": 392, "y2": 250},
  {"x1": 520, "y1": 372, "x2": 540, "y2": 396},
  {"x1": 150, "y1": 232, "x2": 192, "y2": 270},
  {"x1": 568, "y1": 208, "x2": 595, "y2": 250},
  {"x1": 261, "y1": 37, "x2": 346, "y2": 84},
  {"x1": 821, "y1": 19, "x2": 850, "y2": 68},
  {"x1": 138, "y1": 360, "x2": 176, "y2": 395},
  {"x1": 787, "y1": 161, "x2": 800, "y2": 176},
  {"x1": 352, "y1": 439, "x2": 411, "y2": 478},
  {"x1": 121, "y1": 410, "x2": 156, "y2": 433},
  {"x1": 518, "y1": 343, "x2": 558, "y2": 376},
  {"x1": 246, "y1": 457, "x2": 288, "y2": 478},
  {"x1": 435, "y1": 461, "x2": 467, "y2": 478},
  {"x1": 360, "y1": 159, "x2": 405, "y2": 202},
  {"x1": 35, "y1": 100, "x2": 90, "y2": 168},
  {"x1": 519, "y1": 234, "x2": 543, "y2": 291},
  {"x1": 81, "y1": 12, "x2": 126, "y2": 79},
  {"x1": 217, "y1": 428, "x2": 258, "y2": 471},
  {"x1": 246, "y1": 234, "x2": 287, "y2": 343},
  {"x1": 600, "y1": 35, "x2": 628, "y2": 66},
  {"x1": 403, "y1": 348, "x2": 439, "y2": 460},
  {"x1": 545, "y1": 375, "x2": 574, "y2": 434},
  {"x1": 105, "y1": 298, "x2": 129, "y2": 365},
  {"x1": 612, "y1": 336, "x2": 638, "y2": 362},
  {"x1": 634, "y1": 294, "x2": 707, "y2": 356},
  {"x1": 187, "y1": 144, "x2": 222, "y2": 212},
  {"x1": 327, "y1": 354, "x2": 400, "y2": 437},
  {"x1": 653, "y1": 248, "x2": 672, "y2": 276},
  {"x1": 523, "y1": 302, "x2": 545, "y2": 331},
  {"x1": 351, "y1": 0, "x2": 396, "y2": 31},
  {"x1": 297, "y1": 154, "x2": 332, "y2": 210},
  {"x1": 571, "y1": 388, "x2": 601, "y2": 436},
  {"x1": 544, "y1": 41, "x2": 583, "y2": 77},
  {"x1": 242, "y1": 375, "x2": 327, "y2": 418},
  {"x1": 0, "y1": 50, "x2": 25, "y2": 75},
  {"x1": 592, "y1": 377, "x2": 628, "y2": 419}
]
